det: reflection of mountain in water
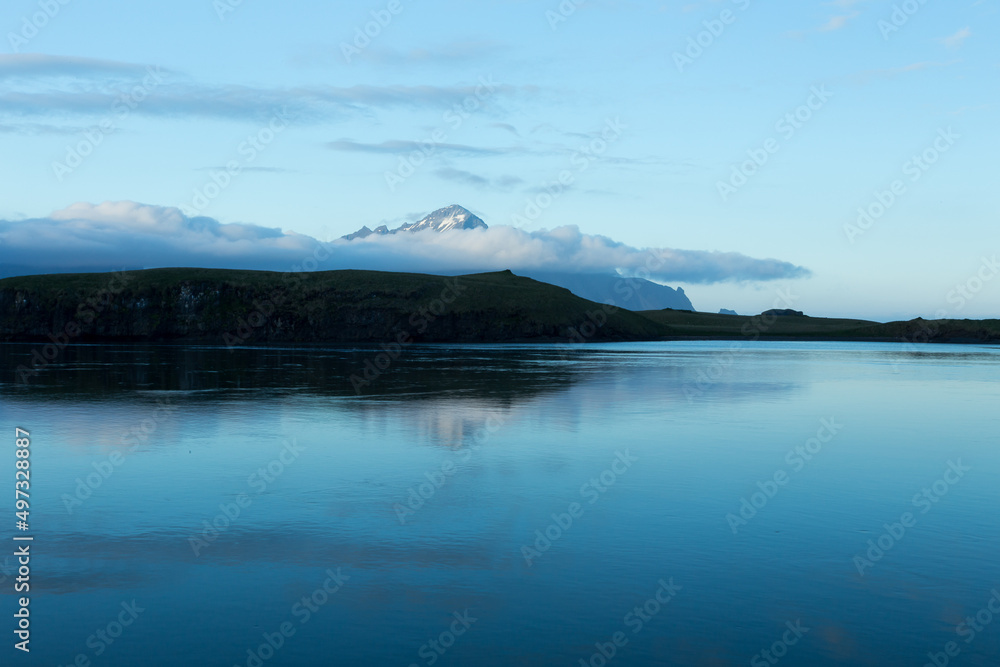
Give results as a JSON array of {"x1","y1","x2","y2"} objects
[
  {"x1": 0, "y1": 343, "x2": 811, "y2": 449},
  {"x1": 0, "y1": 344, "x2": 579, "y2": 401}
]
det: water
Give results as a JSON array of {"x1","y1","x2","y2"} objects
[{"x1": 1, "y1": 341, "x2": 998, "y2": 666}]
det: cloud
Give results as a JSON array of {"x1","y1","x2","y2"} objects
[
  {"x1": 0, "y1": 121, "x2": 87, "y2": 135},
  {"x1": 0, "y1": 55, "x2": 529, "y2": 125},
  {"x1": 290, "y1": 40, "x2": 503, "y2": 68},
  {"x1": 434, "y1": 168, "x2": 524, "y2": 190},
  {"x1": 851, "y1": 60, "x2": 960, "y2": 83},
  {"x1": 0, "y1": 54, "x2": 162, "y2": 80},
  {"x1": 939, "y1": 27, "x2": 972, "y2": 49},
  {"x1": 818, "y1": 12, "x2": 859, "y2": 31},
  {"x1": 0, "y1": 202, "x2": 809, "y2": 285},
  {"x1": 327, "y1": 139, "x2": 511, "y2": 156},
  {"x1": 490, "y1": 122, "x2": 520, "y2": 137},
  {"x1": 196, "y1": 166, "x2": 296, "y2": 174},
  {"x1": 333, "y1": 224, "x2": 809, "y2": 284},
  {"x1": 0, "y1": 202, "x2": 321, "y2": 276},
  {"x1": 353, "y1": 41, "x2": 504, "y2": 66}
]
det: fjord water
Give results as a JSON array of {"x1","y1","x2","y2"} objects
[{"x1": 2, "y1": 342, "x2": 999, "y2": 666}]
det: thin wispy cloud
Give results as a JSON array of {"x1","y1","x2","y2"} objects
[
  {"x1": 0, "y1": 54, "x2": 165, "y2": 80},
  {"x1": 939, "y1": 27, "x2": 972, "y2": 49},
  {"x1": 291, "y1": 40, "x2": 503, "y2": 68},
  {"x1": 850, "y1": 60, "x2": 961, "y2": 84},
  {"x1": 328, "y1": 139, "x2": 513, "y2": 156},
  {"x1": 196, "y1": 166, "x2": 296, "y2": 174},
  {"x1": 434, "y1": 168, "x2": 523, "y2": 190},
  {"x1": 0, "y1": 55, "x2": 531, "y2": 127},
  {"x1": 356, "y1": 41, "x2": 504, "y2": 66},
  {"x1": 490, "y1": 122, "x2": 520, "y2": 137},
  {"x1": 818, "y1": 11, "x2": 860, "y2": 31}
]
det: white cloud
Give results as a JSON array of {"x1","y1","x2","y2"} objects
[
  {"x1": 0, "y1": 201, "x2": 809, "y2": 284},
  {"x1": 939, "y1": 27, "x2": 972, "y2": 49},
  {"x1": 819, "y1": 11, "x2": 860, "y2": 31},
  {"x1": 0, "y1": 55, "x2": 529, "y2": 126}
]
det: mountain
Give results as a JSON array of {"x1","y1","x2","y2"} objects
[
  {"x1": 398, "y1": 205, "x2": 487, "y2": 233},
  {"x1": 523, "y1": 272, "x2": 693, "y2": 312},
  {"x1": 342, "y1": 225, "x2": 389, "y2": 241},
  {"x1": 342, "y1": 205, "x2": 486, "y2": 239},
  {"x1": 342, "y1": 205, "x2": 695, "y2": 311}
]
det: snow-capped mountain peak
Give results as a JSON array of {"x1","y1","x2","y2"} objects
[
  {"x1": 401, "y1": 205, "x2": 487, "y2": 233},
  {"x1": 342, "y1": 205, "x2": 487, "y2": 240}
]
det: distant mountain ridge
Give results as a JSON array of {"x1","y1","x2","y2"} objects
[
  {"x1": 342, "y1": 205, "x2": 695, "y2": 311},
  {"x1": 524, "y1": 272, "x2": 693, "y2": 312}
]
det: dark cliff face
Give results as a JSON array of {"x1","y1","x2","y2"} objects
[{"x1": 0, "y1": 268, "x2": 667, "y2": 345}]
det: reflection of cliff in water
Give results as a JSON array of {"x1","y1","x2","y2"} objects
[
  {"x1": 0, "y1": 342, "x2": 808, "y2": 406},
  {"x1": 0, "y1": 343, "x2": 584, "y2": 402}
]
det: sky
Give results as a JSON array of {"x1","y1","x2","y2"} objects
[{"x1": 0, "y1": 0, "x2": 997, "y2": 320}]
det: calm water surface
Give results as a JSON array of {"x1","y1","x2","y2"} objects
[{"x1": 1, "y1": 341, "x2": 998, "y2": 666}]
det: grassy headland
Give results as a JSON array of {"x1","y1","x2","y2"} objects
[{"x1": 0, "y1": 267, "x2": 996, "y2": 345}]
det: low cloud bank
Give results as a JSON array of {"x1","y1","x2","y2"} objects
[{"x1": 0, "y1": 201, "x2": 808, "y2": 284}]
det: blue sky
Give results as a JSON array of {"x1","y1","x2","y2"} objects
[{"x1": 0, "y1": 0, "x2": 997, "y2": 319}]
